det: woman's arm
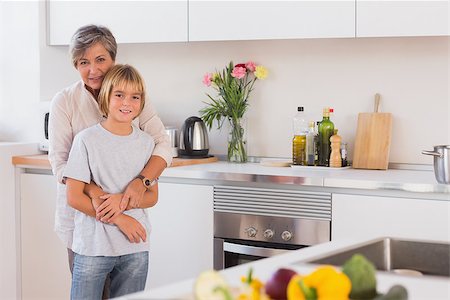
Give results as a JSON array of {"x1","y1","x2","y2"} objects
[
  {"x1": 126, "y1": 183, "x2": 158, "y2": 210},
  {"x1": 98, "y1": 183, "x2": 158, "y2": 223},
  {"x1": 48, "y1": 93, "x2": 73, "y2": 184},
  {"x1": 120, "y1": 156, "x2": 166, "y2": 209},
  {"x1": 120, "y1": 99, "x2": 172, "y2": 209},
  {"x1": 66, "y1": 178, "x2": 96, "y2": 218}
]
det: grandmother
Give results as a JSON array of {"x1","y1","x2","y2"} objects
[{"x1": 48, "y1": 24, "x2": 171, "y2": 287}]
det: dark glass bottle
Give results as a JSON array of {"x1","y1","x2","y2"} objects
[{"x1": 318, "y1": 108, "x2": 335, "y2": 166}]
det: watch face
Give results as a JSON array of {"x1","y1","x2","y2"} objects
[{"x1": 144, "y1": 179, "x2": 151, "y2": 187}]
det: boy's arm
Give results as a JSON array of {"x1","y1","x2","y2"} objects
[
  {"x1": 97, "y1": 184, "x2": 158, "y2": 223},
  {"x1": 66, "y1": 178, "x2": 146, "y2": 243}
]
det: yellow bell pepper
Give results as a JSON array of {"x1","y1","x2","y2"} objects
[
  {"x1": 287, "y1": 266, "x2": 351, "y2": 300},
  {"x1": 287, "y1": 274, "x2": 305, "y2": 300}
]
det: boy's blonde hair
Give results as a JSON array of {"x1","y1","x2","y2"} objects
[{"x1": 98, "y1": 64, "x2": 146, "y2": 118}]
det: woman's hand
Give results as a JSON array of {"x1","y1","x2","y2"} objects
[
  {"x1": 121, "y1": 178, "x2": 146, "y2": 210},
  {"x1": 113, "y1": 214, "x2": 147, "y2": 243},
  {"x1": 96, "y1": 193, "x2": 124, "y2": 223}
]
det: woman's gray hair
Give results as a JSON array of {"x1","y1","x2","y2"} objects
[{"x1": 69, "y1": 25, "x2": 117, "y2": 68}]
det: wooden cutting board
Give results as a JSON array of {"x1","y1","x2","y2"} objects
[
  {"x1": 352, "y1": 94, "x2": 392, "y2": 170},
  {"x1": 170, "y1": 156, "x2": 218, "y2": 167}
]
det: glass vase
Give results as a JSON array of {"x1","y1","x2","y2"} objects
[{"x1": 227, "y1": 117, "x2": 247, "y2": 163}]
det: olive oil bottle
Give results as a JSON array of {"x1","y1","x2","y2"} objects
[
  {"x1": 292, "y1": 107, "x2": 308, "y2": 165},
  {"x1": 318, "y1": 107, "x2": 334, "y2": 166}
]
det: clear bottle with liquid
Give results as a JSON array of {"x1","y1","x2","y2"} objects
[
  {"x1": 341, "y1": 142, "x2": 348, "y2": 167},
  {"x1": 318, "y1": 107, "x2": 335, "y2": 167},
  {"x1": 305, "y1": 121, "x2": 317, "y2": 166},
  {"x1": 292, "y1": 107, "x2": 308, "y2": 165}
]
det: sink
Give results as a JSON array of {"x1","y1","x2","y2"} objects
[{"x1": 303, "y1": 237, "x2": 449, "y2": 277}]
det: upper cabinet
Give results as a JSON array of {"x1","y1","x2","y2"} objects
[
  {"x1": 47, "y1": 1, "x2": 188, "y2": 45},
  {"x1": 188, "y1": 1, "x2": 356, "y2": 42},
  {"x1": 356, "y1": 1, "x2": 449, "y2": 37},
  {"x1": 46, "y1": 1, "x2": 449, "y2": 45}
]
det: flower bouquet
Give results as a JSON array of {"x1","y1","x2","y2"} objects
[{"x1": 200, "y1": 61, "x2": 268, "y2": 163}]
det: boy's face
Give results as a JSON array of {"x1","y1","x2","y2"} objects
[{"x1": 108, "y1": 84, "x2": 142, "y2": 123}]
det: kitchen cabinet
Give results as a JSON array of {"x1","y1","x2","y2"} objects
[
  {"x1": 47, "y1": 1, "x2": 188, "y2": 45},
  {"x1": 332, "y1": 193, "x2": 450, "y2": 242},
  {"x1": 146, "y1": 182, "x2": 213, "y2": 289},
  {"x1": 20, "y1": 173, "x2": 71, "y2": 299},
  {"x1": 188, "y1": 1, "x2": 355, "y2": 41},
  {"x1": 356, "y1": 1, "x2": 449, "y2": 37}
]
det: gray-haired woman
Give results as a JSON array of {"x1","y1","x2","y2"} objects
[{"x1": 48, "y1": 25, "x2": 171, "y2": 295}]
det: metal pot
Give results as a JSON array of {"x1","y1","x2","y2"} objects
[{"x1": 422, "y1": 145, "x2": 450, "y2": 184}]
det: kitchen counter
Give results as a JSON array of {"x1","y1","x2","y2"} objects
[
  {"x1": 117, "y1": 237, "x2": 450, "y2": 300},
  {"x1": 12, "y1": 155, "x2": 450, "y2": 199}
]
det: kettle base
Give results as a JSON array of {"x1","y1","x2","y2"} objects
[{"x1": 178, "y1": 154, "x2": 212, "y2": 159}]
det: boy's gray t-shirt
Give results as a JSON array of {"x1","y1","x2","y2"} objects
[{"x1": 64, "y1": 123, "x2": 154, "y2": 256}]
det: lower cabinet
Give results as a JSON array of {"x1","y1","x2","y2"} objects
[
  {"x1": 332, "y1": 193, "x2": 450, "y2": 242},
  {"x1": 20, "y1": 173, "x2": 71, "y2": 299},
  {"x1": 146, "y1": 182, "x2": 213, "y2": 289}
]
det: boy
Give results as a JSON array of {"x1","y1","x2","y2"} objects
[{"x1": 64, "y1": 64, "x2": 158, "y2": 299}]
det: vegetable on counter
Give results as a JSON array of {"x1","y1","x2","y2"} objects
[
  {"x1": 342, "y1": 254, "x2": 377, "y2": 299},
  {"x1": 287, "y1": 265, "x2": 351, "y2": 300},
  {"x1": 265, "y1": 268, "x2": 298, "y2": 300}
]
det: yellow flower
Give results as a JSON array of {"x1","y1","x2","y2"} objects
[{"x1": 254, "y1": 65, "x2": 268, "y2": 80}]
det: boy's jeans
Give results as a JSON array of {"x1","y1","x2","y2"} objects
[{"x1": 71, "y1": 251, "x2": 148, "y2": 300}]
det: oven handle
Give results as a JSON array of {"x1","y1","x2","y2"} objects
[{"x1": 223, "y1": 241, "x2": 291, "y2": 258}]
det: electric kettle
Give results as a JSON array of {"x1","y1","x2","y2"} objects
[{"x1": 178, "y1": 116, "x2": 209, "y2": 158}]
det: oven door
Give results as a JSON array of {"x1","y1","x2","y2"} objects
[{"x1": 214, "y1": 238, "x2": 302, "y2": 270}]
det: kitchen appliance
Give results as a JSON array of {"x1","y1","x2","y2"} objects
[
  {"x1": 353, "y1": 93, "x2": 392, "y2": 170},
  {"x1": 165, "y1": 126, "x2": 178, "y2": 158},
  {"x1": 39, "y1": 112, "x2": 49, "y2": 152},
  {"x1": 213, "y1": 185, "x2": 331, "y2": 270},
  {"x1": 178, "y1": 116, "x2": 209, "y2": 158},
  {"x1": 422, "y1": 145, "x2": 450, "y2": 184}
]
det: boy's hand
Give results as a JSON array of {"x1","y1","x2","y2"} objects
[
  {"x1": 113, "y1": 214, "x2": 147, "y2": 243},
  {"x1": 96, "y1": 193, "x2": 124, "y2": 223},
  {"x1": 121, "y1": 178, "x2": 146, "y2": 209}
]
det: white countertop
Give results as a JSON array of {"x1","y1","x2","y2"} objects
[
  {"x1": 118, "y1": 237, "x2": 450, "y2": 300},
  {"x1": 161, "y1": 161, "x2": 450, "y2": 197}
]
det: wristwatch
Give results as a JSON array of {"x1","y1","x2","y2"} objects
[{"x1": 135, "y1": 175, "x2": 158, "y2": 189}]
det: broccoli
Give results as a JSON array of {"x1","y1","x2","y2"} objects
[{"x1": 342, "y1": 254, "x2": 378, "y2": 299}]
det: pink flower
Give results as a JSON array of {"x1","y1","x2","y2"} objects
[
  {"x1": 231, "y1": 66, "x2": 247, "y2": 79},
  {"x1": 235, "y1": 63, "x2": 246, "y2": 69},
  {"x1": 202, "y1": 73, "x2": 212, "y2": 87},
  {"x1": 245, "y1": 61, "x2": 257, "y2": 72}
]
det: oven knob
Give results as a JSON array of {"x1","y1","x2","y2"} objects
[
  {"x1": 281, "y1": 230, "x2": 292, "y2": 241},
  {"x1": 245, "y1": 227, "x2": 257, "y2": 238},
  {"x1": 264, "y1": 229, "x2": 274, "y2": 239}
]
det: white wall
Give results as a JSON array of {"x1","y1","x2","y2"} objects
[
  {"x1": 0, "y1": 1, "x2": 45, "y2": 143},
  {"x1": 2, "y1": 1, "x2": 449, "y2": 165}
]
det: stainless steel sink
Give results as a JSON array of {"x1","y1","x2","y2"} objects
[{"x1": 304, "y1": 237, "x2": 450, "y2": 277}]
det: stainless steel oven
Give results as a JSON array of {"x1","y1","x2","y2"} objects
[{"x1": 213, "y1": 185, "x2": 331, "y2": 270}]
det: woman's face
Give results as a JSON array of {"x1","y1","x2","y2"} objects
[{"x1": 76, "y1": 42, "x2": 114, "y2": 92}]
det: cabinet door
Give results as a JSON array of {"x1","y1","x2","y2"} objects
[
  {"x1": 47, "y1": 1, "x2": 188, "y2": 45},
  {"x1": 332, "y1": 193, "x2": 450, "y2": 242},
  {"x1": 356, "y1": 1, "x2": 449, "y2": 37},
  {"x1": 189, "y1": 1, "x2": 355, "y2": 41},
  {"x1": 21, "y1": 174, "x2": 71, "y2": 299},
  {"x1": 146, "y1": 182, "x2": 213, "y2": 289}
]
